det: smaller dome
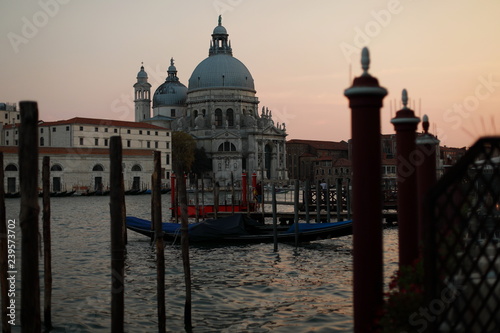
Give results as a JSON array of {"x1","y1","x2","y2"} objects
[
  {"x1": 153, "y1": 81, "x2": 187, "y2": 108},
  {"x1": 213, "y1": 25, "x2": 227, "y2": 35},
  {"x1": 137, "y1": 65, "x2": 148, "y2": 79}
]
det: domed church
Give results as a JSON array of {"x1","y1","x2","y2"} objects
[{"x1": 134, "y1": 16, "x2": 288, "y2": 185}]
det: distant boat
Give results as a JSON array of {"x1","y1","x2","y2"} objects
[{"x1": 126, "y1": 214, "x2": 353, "y2": 244}]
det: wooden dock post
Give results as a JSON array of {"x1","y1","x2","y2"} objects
[
  {"x1": 336, "y1": 178, "x2": 343, "y2": 222},
  {"x1": 316, "y1": 180, "x2": 321, "y2": 223},
  {"x1": 346, "y1": 178, "x2": 351, "y2": 220},
  {"x1": 344, "y1": 48, "x2": 387, "y2": 332},
  {"x1": 19, "y1": 101, "x2": 41, "y2": 332},
  {"x1": 272, "y1": 184, "x2": 278, "y2": 252},
  {"x1": 326, "y1": 179, "x2": 331, "y2": 222},
  {"x1": 0, "y1": 153, "x2": 11, "y2": 333},
  {"x1": 304, "y1": 180, "x2": 310, "y2": 223},
  {"x1": 294, "y1": 179, "x2": 300, "y2": 246},
  {"x1": 109, "y1": 136, "x2": 125, "y2": 333},
  {"x1": 42, "y1": 156, "x2": 53, "y2": 330},
  {"x1": 152, "y1": 151, "x2": 166, "y2": 332},
  {"x1": 176, "y1": 170, "x2": 193, "y2": 331}
]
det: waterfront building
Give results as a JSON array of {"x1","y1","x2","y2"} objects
[
  {"x1": 1, "y1": 116, "x2": 171, "y2": 193},
  {"x1": 133, "y1": 17, "x2": 288, "y2": 186}
]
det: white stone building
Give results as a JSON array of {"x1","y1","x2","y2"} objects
[
  {"x1": 1, "y1": 116, "x2": 172, "y2": 193},
  {"x1": 133, "y1": 17, "x2": 288, "y2": 185}
]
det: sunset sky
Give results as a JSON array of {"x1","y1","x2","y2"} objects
[{"x1": 1, "y1": 0, "x2": 499, "y2": 148}]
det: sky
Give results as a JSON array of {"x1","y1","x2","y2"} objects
[{"x1": 1, "y1": 0, "x2": 499, "y2": 148}]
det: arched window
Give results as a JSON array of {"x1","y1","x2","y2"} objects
[
  {"x1": 226, "y1": 109, "x2": 234, "y2": 127},
  {"x1": 92, "y1": 164, "x2": 104, "y2": 172},
  {"x1": 215, "y1": 109, "x2": 223, "y2": 127},
  {"x1": 218, "y1": 142, "x2": 236, "y2": 152},
  {"x1": 5, "y1": 164, "x2": 17, "y2": 171},
  {"x1": 131, "y1": 164, "x2": 142, "y2": 172},
  {"x1": 50, "y1": 164, "x2": 63, "y2": 172}
]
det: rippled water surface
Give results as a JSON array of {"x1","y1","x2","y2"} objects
[{"x1": 2, "y1": 195, "x2": 399, "y2": 332}]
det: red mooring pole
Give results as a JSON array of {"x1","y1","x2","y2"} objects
[
  {"x1": 416, "y1": 115, "x2": 439, "y2": 247},
  {"x1": 344, "y1": 47, "x2": 387, "y2": 333},
  {"x1": 241, "y1": 172, "x2": 248, "y2": 207},
  {"x1": 170, "y1": 173, "x2": 176, "y2": 218},
  {"x1": 391, "y1": 89, "x2": 420, "y2": 267}
]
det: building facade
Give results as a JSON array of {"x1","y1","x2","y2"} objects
[
  {"x1": 1, "y1": 116, "x2": 172, "y2": 193},
  {"x1": 133, "y1": 17, "x2": 288, "y2": 185}
]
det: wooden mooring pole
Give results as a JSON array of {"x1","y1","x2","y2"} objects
[
  {"x1": 272, "y1": 184, "x2": 278, "y2": 252},
  {"x1": 42, "y1": 156, "x2": 53, "y2": 330},
  {"x1": 0, "y1": 153, "x2": 11, "y2": 333},
  {"x1": 109, "y1": 136, "x2": 125, "y2": 333},
  {"x1": 19, "y1": 101, "x2": 41, "y2": 332},
  {"x1": 177, "y1": 169, "x2": 193, "y2": 331},
  {"x1": 294, "y1": 179, "x2": 300, "y2": 246},
  {"x1": 152, "y1": 151, "x2": 166, "y2": 332}
]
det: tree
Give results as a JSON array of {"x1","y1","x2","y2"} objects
[
  {"x1": 191, "y1": 147, "x2": 212, "y2": 179},
  {"x1": 171, "y1": 131, "x2": 196, "y2": 175}
]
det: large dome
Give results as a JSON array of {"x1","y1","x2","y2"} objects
[{"x1": 188, "y1": 54, "x2": 255, "y2": 92}]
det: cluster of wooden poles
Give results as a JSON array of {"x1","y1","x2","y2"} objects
[{"x1": 0, "y1": 101, "x2": 194, "y2": 332}]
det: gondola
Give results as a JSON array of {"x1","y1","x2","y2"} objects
[{"x1": 126, "y1": 214, "x2": 352, "y2": 244}]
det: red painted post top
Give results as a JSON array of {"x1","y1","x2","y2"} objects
[{"x1": 344, "y1": 47, "x2": 387, "y2": 333}]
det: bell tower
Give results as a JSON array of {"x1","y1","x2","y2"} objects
[{"x1": 134, "y1": 63, "x2": 151, "y2": 121}]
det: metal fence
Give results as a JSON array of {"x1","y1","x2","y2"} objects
[{"x1": 426, "y1": 137, "x2": 500, "y2": 332}]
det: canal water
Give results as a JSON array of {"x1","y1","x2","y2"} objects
[{"x1": 2, "y1": 194, "x2": 399, "y2": 332}]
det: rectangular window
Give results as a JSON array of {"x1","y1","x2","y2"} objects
[
  {"x1": 171, "y1": 109, "x2": 175, "y2": 117},
  {"x1": 40, "y1": 128, "x2": 44, "y2": 134},
  {"x1": 105, "y1": 128, "x2": 108, "y2": 133},
  {"x1": 95, "y1": 127, "x2": 98, "y2": 132},
  {"x1": 52, "y1": 127, "x2": 56, "y2": 132},
  {"x1": 6, "y1": 132, "x2": 8, "y2": 137},
  {"x1": 4, "y1": 114, "x2": 7, "y2": 119},
  {"x1": 154, "y1": 141, "x2": 158, "y2": 148},
  {"x1": 66, "y1": 126, "x2": 70, "y2": 131},
  {"x1": 80, "y1": 137, "x2": 84, "y2": 145},
  {"x1": 147, "y1": 131, "x2": 150, "y2": 135},
  {"x1": 166, "y1": 132, "x2": 169, "y2": 136},
  {"x1": 127, "y1": 129, "x2": 131, "y2": 134},
  {"x1": 147, "y1": 141, "x2": 150, "y2": 148},
  {"x1": 155, "y1": 131, "x2": 158, "y2": 136},
  {"x1": 166, "y1": 154, "x2": 170, "y2": 165},
  {"x1": 95, "y1": 138, "x2": 98, "y2": 146},
  {"x1": 104, "y1": 138, "x2": 108, "y2": 146},
  {"x1": 80, "y1": 126, "x2": 83, "y2": 131},
  {"x1": 139, "y1": 130, "x2": 143, "y2": 135},
  {"x1": 127, "y1": 140, "x2": 131, "y2": 148},
  {"x1": 114, "y1": 129, "x2": 118, "y2": 133},
  {"x1": 166, "y1": 142, "x2": 169, "y2": 149}
]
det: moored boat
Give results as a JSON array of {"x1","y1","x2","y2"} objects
[{"x1": 126, "y1": 214, "x2": 353, "y2": 244}]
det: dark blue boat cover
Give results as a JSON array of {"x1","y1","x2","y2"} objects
[
  {"x1": 284, "y1": 220, "x2": 352, "y2": 233},
  {"x1": 188, "y1": 214, "x2": 262, "y2": 241}
]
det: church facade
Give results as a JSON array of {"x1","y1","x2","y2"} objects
[{"x1": 134, "y1": 17, "x2": 288, "y2": 186}]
